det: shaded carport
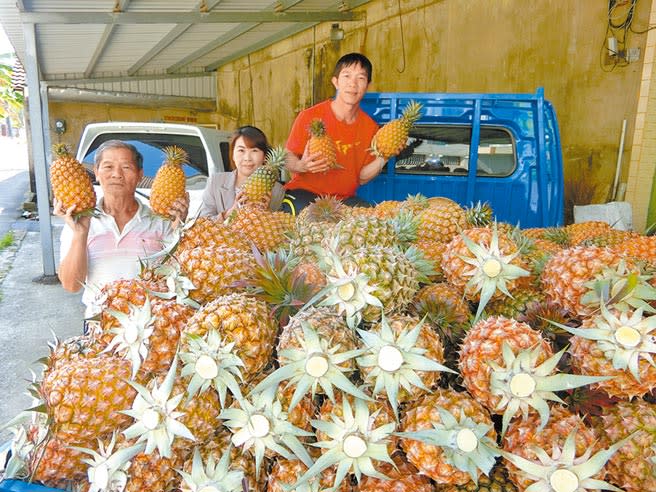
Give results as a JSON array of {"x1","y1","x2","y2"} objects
[{"x1": 0, "y1": 0, "x2": 368, "y2": 278}]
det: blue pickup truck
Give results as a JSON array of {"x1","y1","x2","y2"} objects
[{"x1": 359, "y1": 88, "x2": 564, "y2": 228}]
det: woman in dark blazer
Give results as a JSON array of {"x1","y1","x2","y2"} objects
[{"x1": 199, "y1": 125, "x2": 285, "y2": 219}]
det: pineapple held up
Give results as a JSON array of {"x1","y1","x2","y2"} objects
[
  {"x1": 307, "y1": 118, "x2": 340, "y2": 169},
  {"x1": 150, "y1": 145, "x2": 188, "y2": 219},
  {"x1": 242, "y1": 145, "x2": 286, "y2": 205},
  {"x1": 370, "y1": 100, "x2": 422, "y2": 160},
  {"x1": 50, "y1": 143, "x2": 97, "y2": 217}
]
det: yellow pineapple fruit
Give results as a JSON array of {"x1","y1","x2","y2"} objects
[
  {"x1": 242, "y1": 145, "x2": 286, "y2": 204},
  {"x1": 28, "y1": 434, "x2": 94, "y2": 489},
  {"x1": 184, "y1": 293, "x2": 277, "y2": 382},
  {"x1": 597, "y1": 399, "x2": 656, "y2": 492},
  {"x1": 502, "y1": 405, "x2": 605, "y2": 492},
  {"x1": 49, "y1": 143, "x2": 96, "y2": 217},
  {"x1": 416, "y1": 197, "x2": 467, "y2": 243},
  {"x1": 176, "y1": 216, "x2": 250, "y2": 255},
  {"x1": 150, "y1": 145, "x2": 188, "y2": 218},
  {"x1": 39, "y1": 355, "x2": 137, "y2": 442},
  {"x1": 370, "y1": 100, "x2": 423, "y2": 159},
  {"x1": 565, "y1": 220, "x2": 612, "y2": 245},
  {"x1": 176, "y1": 245, "x2": 256, "y2": 304},
  {"x1": 540, "y1": 245, "x2": 633, "y2": 318},
  {"x1": 358, "y1": 453, "x2": 433, "y2": 492},
  {"x1": 611, "y1": 234, "x2": 656, "y2": 266},
  {"x1": 227, "y1": 206, "x2": 295, "y2": 252},
  {"x1": 459, "y1": 316, "x2": 553, "y2": 415},
  {"x1": 307, "y1": 118, "x2": 340, "y2": 169},
  {"x1": 268, "y1": 458, "x2": 354, "y2": 492},
  {"x1": 563, "y1": 306, "x2": 656, "y2": 399},
  {"x1": 436, "y1": 463, "x2": 518, "y2": 492},
  {"x1": 399, "y1": 386, "x2": 499, "y2": 486}
]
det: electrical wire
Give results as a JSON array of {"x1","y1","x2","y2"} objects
[{"x1": 396, "y1": 0, "x2": 406, "y2": 73}]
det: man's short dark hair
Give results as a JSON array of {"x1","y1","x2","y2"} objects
[
  {"x1": 332, "y1": 52, "x2": 372, "y2": 83},
  {"x1": 94, "y1": 140, "x2": 143, "y2": 169}
]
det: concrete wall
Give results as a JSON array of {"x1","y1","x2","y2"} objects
[
  {"x1": 47, "y1": 99, "x2": 217, "y2": 155},
  {"x1": 215, "y1": 0, "x2": 651, "y2": 226}
]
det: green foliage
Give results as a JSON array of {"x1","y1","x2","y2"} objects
[
  {"x1": 0, "y1": 63, "x2": 24, "y2": 122},
  {"x1": 0, "y1": 231, "x2": 14, "y2": 251}
]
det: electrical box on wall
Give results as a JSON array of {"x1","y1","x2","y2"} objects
[{"x1": 627, "y1": 47, "x2": 640, "y2": 63}]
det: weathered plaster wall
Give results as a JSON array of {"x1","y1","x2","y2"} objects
[
  {"x1": 47, "y1": 100, "x2": 217, "y2": 155},
  {"x1": 215, "y1": 0, "x2": 650, "y2": 222}
]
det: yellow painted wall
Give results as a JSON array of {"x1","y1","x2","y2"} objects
[
  {"x1": 47, "y1": 100, "x2": 217, "y2": 155},
  {"x1": 216, "y1": 0, "x2": 650, "y2": 223}
]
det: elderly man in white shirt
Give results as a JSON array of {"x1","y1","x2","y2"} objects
[{"x1": 55, "y1": 139, "x2": 188, "y2": 319}]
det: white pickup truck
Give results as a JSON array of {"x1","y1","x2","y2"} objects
[{"x1": 75, "y1": 122, "x2": 233, "y2": 215}]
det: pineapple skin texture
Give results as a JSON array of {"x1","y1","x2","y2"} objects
[
  {"x1": 400, "y1": 387, "x2": 497, "y2": 486},
  {"x1": 459, "y1": 316, "x2": 553, "y2": 413},
  {"x1": 503, "y1": 405, "x2": 599, "y2": 491},
  {"x1": 150, "y1": 162, "x2": 186, "y2": 218},
  {"x1": 598, "y1": 399, "x2": 656, "y2": 492},
  {"x1": 50, "y1": 153, "x2": 96, "y2": 214}
]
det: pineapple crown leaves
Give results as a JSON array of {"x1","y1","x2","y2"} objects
[
  {"x1": 465, "y1": 200, "x2": 495, "y2": 228},
  {"x1": 162, "y1": 145, "x2": 189, "y2": 166},
  {"x1": 147, "y1": 262, "x2": 200, "y2": 309},
  {"x1": 458, "y1": 226, "x2": 530, "y2": 321},
  {"x1": 395, "y1": 406, "x2": 500, "y2": 483},
  {"x1": 305, "y1": 246, "x2": 382, "y2": 330},
  {"x1": 488, "y1": 343, "x2": 611, "y2": 437},
  {"x1": 122, "y1": 357, "x2": 195, "y2": 458},
  {"x1": 242, "y1": 246, "x2": 313, "y2": 325},
  {"x1": 550, "y1": 306, "x2": 656, "y2": 382},
  {"x1": 219, "y1": 390, "x2": 314, "y2": 478},
  {"x1": 263, "y1": 145, "x2": 288, "y2": 172},
  {"x1": 179, "y1": 329, "x2": 246, "y2": 407},
  {"x1": 295, "y1": 396, "x2": 396, "y2": 490},
  {"x1": 1, "y1": 414, "x2": 49, "y2": 480},
  {"x1": 250, "y1": 320, "x2": 371, "y2": 411},
  {"x1": 400, "y1": 100, "x2": 423, "y2": 126},
  {"x1": 355, "y1": 315, "x2": 456, "y2": 418},
  {"x1": 390, "y1": 209, "x2": 419, "y2": 244},
  {"x1": 70, "y1": 432, "x2": 145, "y2": 492},
  {"x1": 176, "y1": 446, "x2": 245, "y2": 492},
  {"x1": 103, "y1": 297, "x2": 156, "y2": 380},
  {"x1": 500, "y1": 429, "x2": 635, "y2": 492},
  {"x1": 403, "y1": 245, "x2": 437, "y2": 283},
  {"x1": 581, "y1": 260, "x2": 656, "y2": 314}
]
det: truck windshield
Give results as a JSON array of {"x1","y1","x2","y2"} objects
[
  {"x1": 80, "y1": 132, "x2": 209, "y2": 185},
  {"x1": 394, "y1": 126, "x2": 516, "y2": 177}
]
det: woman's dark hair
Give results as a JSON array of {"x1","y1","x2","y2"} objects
[
  {"x1": 332, "y1": 52, "x2": 372, "y2": 83},
  {"x1": 229, "y1": 125, "x2": 270, "y2": 170}
]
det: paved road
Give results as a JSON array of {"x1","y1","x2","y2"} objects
[{"x1": 0, "y1": 137, "x2": 30, "y2": 237}]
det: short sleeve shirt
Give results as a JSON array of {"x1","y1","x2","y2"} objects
[
  {"x1": 285, "y1": 99, "x2": 379, "y2": 198},
  {"x1": 59, "y1": 198, "x2": 174, "y2": 318}
]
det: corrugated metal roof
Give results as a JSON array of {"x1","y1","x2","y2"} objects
[{"x1": 0, "y1": 0, "x2": 369, "y2": 99}]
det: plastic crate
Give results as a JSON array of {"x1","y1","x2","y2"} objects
[
  {"x1": 0, "y1": 481, "x2": 65, "y2": 492},
  {"x1": 0, "y1": 442, "x2": 65, "y2": 491}
]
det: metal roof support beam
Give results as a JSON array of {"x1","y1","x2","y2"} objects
[
  {"x1": 85, "y1": 0, "x2": 132, "y2": 77},
  {"x1": 43, "y1": 70, "x2": 215, "y2": 85},
  {"x1": 20, "y1": 11, "x2": 361, "y2": 24},
  {"x1": 21, "y1": 22, "x2": 56, "y2": 278},
  {"x1": 166, "y1": 0, "x2": 305, "y2": 74},
  {"x1": 127, "y1": 0, "x2": 224, "y2": 76},
  {"x1": 204, "y1": 22, "x2": 315, "y2": 71}
]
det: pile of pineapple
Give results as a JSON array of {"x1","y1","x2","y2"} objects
[{"x1": 3, "y1": 193, "x2": 656, "y2": 492}]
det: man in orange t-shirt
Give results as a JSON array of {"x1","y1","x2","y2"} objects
[{"x1": 283, "y1": 53, "x2": 387, "y2": 213}]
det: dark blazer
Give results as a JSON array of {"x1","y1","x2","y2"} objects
[{"x1": 199, "y1": 170, "x2": 285, "y2": 218}]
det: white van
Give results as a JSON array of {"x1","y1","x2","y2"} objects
[{"x1": 75, "y1": 122, "x2": 232, "y2": 216}]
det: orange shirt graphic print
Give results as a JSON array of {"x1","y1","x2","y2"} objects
[{"x1": 335, "y1": 140, "x2": 359, "y2": 156}]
